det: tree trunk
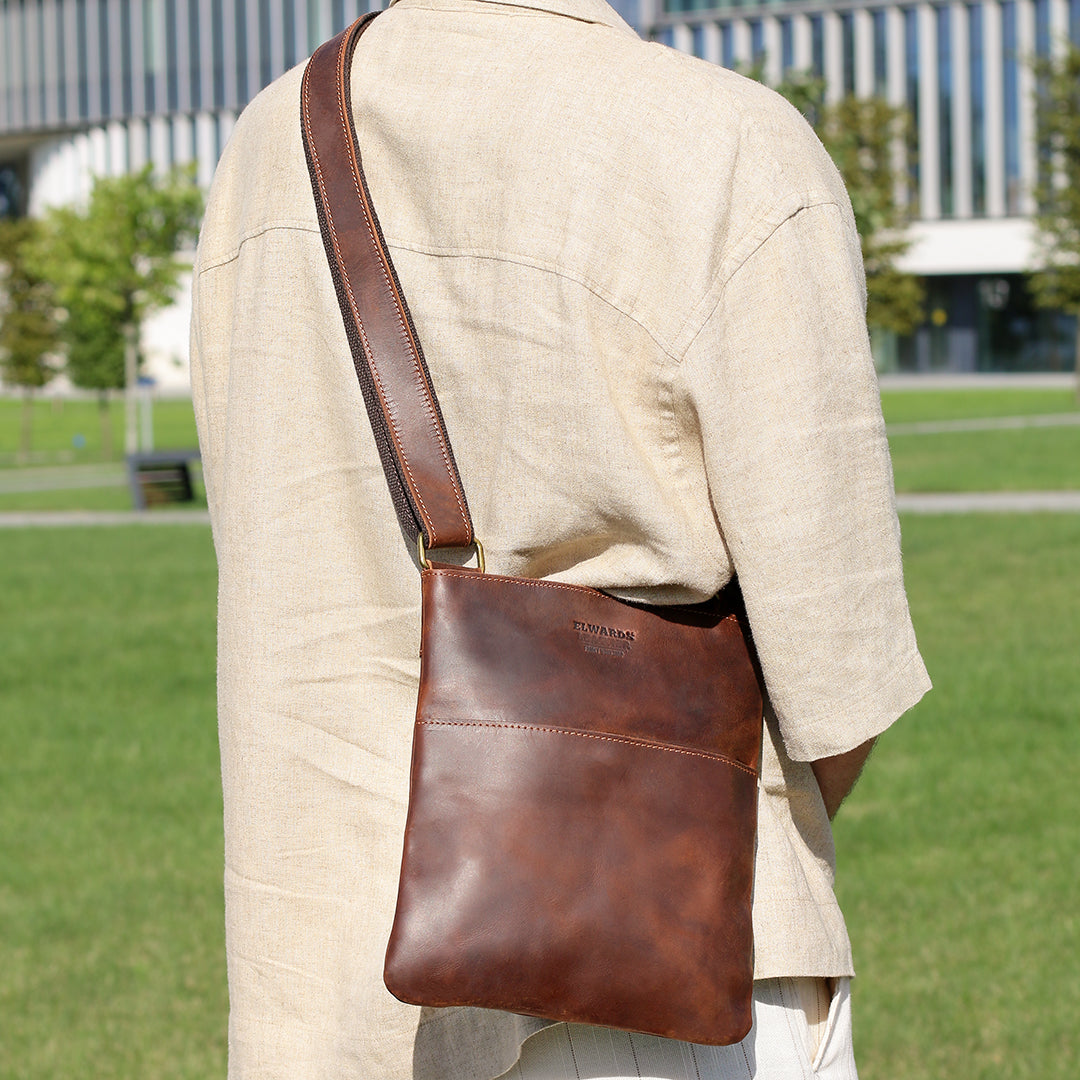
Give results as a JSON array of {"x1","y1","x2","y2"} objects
[
  {"x1": 98, "y1": 392, "x2": 114, "y2": 460},
  {"x1": 18, "y1": 389, "x2": 34, "y2": 465}
]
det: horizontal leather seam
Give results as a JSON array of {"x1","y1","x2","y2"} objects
[{"x1": 418, "y1": 719, "x2": 759, "y2": 776}]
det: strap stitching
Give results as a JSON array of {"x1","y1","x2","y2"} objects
[{"x1": 335, "y1": 26, "x2": 471, "y2": 547}]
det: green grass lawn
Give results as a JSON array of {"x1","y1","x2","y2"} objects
[
  {"x1": 0, "y1": 527, "x2": 225, "y2": 1080},
  {"x1": 878, "y1": 388, "x2": 1080, "y2": 492},
  {"x1": 1, "y1": 514, "x2": 1077, "y2": 1078},
  {"x1": 0, "y1": 397, "x2": 199, "y2": 467},
  {"x1": 838, "y1": 512, "x2": 1080, "y2": 1080}
]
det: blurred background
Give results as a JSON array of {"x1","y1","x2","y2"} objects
[{"x1": 1, "y1": 1, "x2": 1077, "y2": 1077}]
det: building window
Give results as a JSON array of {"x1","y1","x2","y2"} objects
[
  {"x1": 283, "y1": 0, "x2": 296, "y2": 69},
  {"x1": 188, "y1": 0, "x2": 201, "y2": 109},
  {"x1": 235, "y1": 0, "x2": 248, "y2": 104},
  {"x1": 810, "y1": 14, "x2": 824, "y2": 77},
  {"x1": 841, "y1": 12, "x2": 855, "y2": 95},
  {"x1": 1034, "y1": 0, "x2": 1050, "y2": 57},
  {"x1": 1002, "y1": 0, "x2": 1020, "y2": 214},
  {"x1": 652, "y1": 26, "x2": 675, "y2": 46},
  {"x1": 165, "y1": 0, "x2": 178, "y2": 110},
  {"x1": 77, "y1": 0, "x2": 90, "y2": 119},
  {"x1": 332, "y1": 0, "x2": 346, "y2": 35},
  {"x1": 258, "y1": 0, "x2": 271, "y2": 91},
  {"x1": 120, "y1": 0, "x2": 133, "y2": 115},
  {"x1": 99, "y1": 0, "x2": 111, "y2": 117},
  {"x1": 937, "y1": 4, "x2": 953, "y2": 217},
  {"x1": 1071, "y1": 0, "x2": 1080, "y2": 45},
  {"x1": 211, "y1": 0, "x2": 225, "y2": 106},
  {"x1": 904, "y1": 7, "x2": 919, "y2": 211},
  {"x1": 780, "y1": 17, "x2": 794, "y2": 75},
  {"x1": 55, "y1": 0, "x2": 68, "y2": 120},
  {"x1": 690, "y1": 23, "x2": 705, "y2": 58},
  {"x1": 720, "y1": 22, "x2": 734, "y2": 68},
  {"x1": 969, "y1": 3, "x2": 985, "y2": 215},
  {"x1": 872, "y1": 9, "x2": 887, "y2": 96},
  {"x1": 144, "y1": 0, "x2": 164, "y2": 112},
  {"x1": 749, "y1": 19, "x2": 764, "y2": 67}
]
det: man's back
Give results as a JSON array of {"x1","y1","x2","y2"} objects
[{"x1": 192, "y1": 2, "x2": 928, "y2": 1076}]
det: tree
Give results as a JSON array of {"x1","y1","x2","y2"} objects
[
  {"x1": 772, "y1": 73, "x2": 925, "y2": 341},
  {"x1": 1031, "y1": 44, "x2": 1080, "y2": 390},
  {"x1": 0, "y1": 218, "x2": 61, "y2": 462},
  {"x1": 26, "y1": 166, "x2": 203, "y2": 456}
]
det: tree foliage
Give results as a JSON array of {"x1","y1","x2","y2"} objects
[
  {"x1": 0, "y1": 217, "x2": 61, "y2": 459},
  {"x1": 26, "y1": 166, "x2": 203, "y2": 396},
  {"x1": 1031, "y1": 43, "x2": 1080, "y2": 379},
  {"x1": 773, "y1": 73, "x2": 925, "y2": 336}
]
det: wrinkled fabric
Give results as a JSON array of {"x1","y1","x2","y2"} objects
[{"x1": 190, "y1": 0, "x2": 930, "y2": 1076}]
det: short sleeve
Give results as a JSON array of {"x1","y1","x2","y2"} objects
[{"x1": 681, "y1": 202, "x2": 930, "y2": 761}]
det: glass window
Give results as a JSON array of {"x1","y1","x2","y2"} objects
[
  {"x1": 165, "y1": 0, "x2": 178, "y2": 110},
  {"x1": 652, "y1": 26, "x2": 675, "y2": 46},
  {"x1": 1002, "y1": 0, "x2": 1020, "y2": 214},
  {"x1": 691, "y1": 23, "x2": 706, "y2": 58},
  {"x1": 283, "y1": 0, "x2": 296, "y2": 69},
  {"x1": 873, "y1": 10, "x2": 887, "y2": 96},
  {"x1": 332, "y1": 0, "x2": 345, "y2": 35},
  {"x1": 120, "y1": 0, "x2": 133, "y2": 115},
  {"x1": 841, "y1": 12, "x2": 855, "y2": 95},
  {"x1": 211, "y1": 0, "x2": 224, "y2": 105},
  {"x1": 904, "y1": 7, "x2": 919, "y2": 211},
  {"x1": 258, "y1": 0, "x2": 271, "y2": 90},
  {"x1": 720, "y1": 21, "x2": 734, "y2": 68},
  {"x1": 1034, "y1": 0, "x2": 1050, "y2": 57},
  {"x1": 235, "y1": 0, "x2": 248, "y2": 103},
  {"x1": 749, "y1": 19, "x2": 764, "y2": 66},
  {"x1": 56, "y1": 0, "x2": 69, "y2": 120},
  {"x1": 810, "y1": 14, "x2": 824, "y2": 77},
  {"x1": 99, "y1": 0, "x2": 111, "y2": 116},
  {"x1": 188, "y1": 0, "x2": 201, "y2": 109},
  {"x1": 969, "y1": 3, "x2": 985, "y2": 214},
  {"x1": 77, "y1": 0, "x2": 90, "y2": 119},
  {"x1": 780, "y1": 17, "x2": 793, "y2": 75},
  {"x1": 937, "y1": 5, "x2": 953, "y2": 217},
  {"x1": 1071, "y1": 0, "x2": 1080, "y2": 46}
]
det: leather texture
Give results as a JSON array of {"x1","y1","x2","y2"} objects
[
  {"x1": 385, "y1": 568, "x2": 762, "y2": 1044},
  {"x1": 302, "y1": 16, "x2": 764, "y2": 1048}
]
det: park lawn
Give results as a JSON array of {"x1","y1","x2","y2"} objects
[
  {"x1": 875, "y1": 387, "x2": 1080, "y2": 492},
  {"x1": 878, "y1": 387, "x2": 1079, "y2": 424},
  {"x1": 837, "y1": 512, "x2": 1080, "y2": 1080},
  {"x1": 887, "y1": 425, "x2": 1080, "y2": 492},
  {"x1": 0, "y1": 398, "x2": 199, "y2": 466},
  {"x1": 0, "y1": 526, "x2": 225, "y2": 1080},
  {"x1": 1, "y1": 514, "x2": 1078, "y2": 1078}
]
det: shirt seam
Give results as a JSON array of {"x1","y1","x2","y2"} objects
[
  {"x1": 196, "y1": 218, "x2": 321, "y2": 274},
  {"x1": 673, "y1": 196, "x2": 844, "y2": 364}
]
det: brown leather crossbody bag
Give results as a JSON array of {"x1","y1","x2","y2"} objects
[{"x1": 301, "y1": 16, "x2": 764, "y2": 1046}]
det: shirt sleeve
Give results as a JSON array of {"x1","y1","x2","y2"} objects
[{"x1": 681, "y1": 201, "x2": 930, "y2": 761}]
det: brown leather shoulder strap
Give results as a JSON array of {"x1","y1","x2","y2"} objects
[{"x1": 301, "y1": 15, "x2": 475, "y2": 555}]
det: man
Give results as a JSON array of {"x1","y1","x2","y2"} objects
[{"x1": 190, "y1": 1, "x2": 930, "y2": 1076}]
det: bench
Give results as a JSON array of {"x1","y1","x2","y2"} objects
[{"x1": 126, "y1": 450, "x2": 202, "y2": 510}]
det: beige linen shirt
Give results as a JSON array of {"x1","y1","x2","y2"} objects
[{"x1": 191, "y1": 0, "x2": 931, "y2": 1075}]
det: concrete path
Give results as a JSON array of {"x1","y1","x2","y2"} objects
[
  {"x1": 0, "y1": 463, "x2": 127, "y2": 493},
  {"x1": 2, "y1": 496, "x2": 1080, "y2": 526},
  {"x1": 896, "y1": 492, "x2": 1080, "y2": 513},
  {"x1": 0, "y1": 510, "x2": 210, "y2": 527},
  {"x1": 887, "y1": 412, "x2": 1080, "y2": 435}
]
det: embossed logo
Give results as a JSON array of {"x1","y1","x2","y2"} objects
[{"x1": 573, "y1": 620, "x2": 635, "y2": 658}]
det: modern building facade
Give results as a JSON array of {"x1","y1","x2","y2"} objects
[
  {"x1": 0, "y1": 0, "x2": 385, "y2": 387},
  {"x1": 644, "y1": 0, "x2": 1080, "y2": 370},
  {"x1": 1, "y1": 0, "x2": 1078, "y2": 375}
]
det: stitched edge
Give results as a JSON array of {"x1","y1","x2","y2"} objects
[{"x1": 418, "y1": 719, "x2": 759, "y2": 776}]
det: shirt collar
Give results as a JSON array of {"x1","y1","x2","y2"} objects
[{"x1": 387, "y1": 0, "x2": 636, "y2": 35}]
